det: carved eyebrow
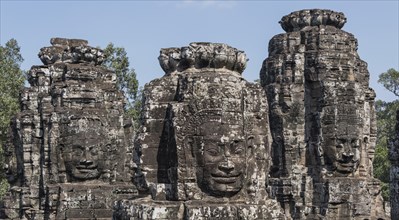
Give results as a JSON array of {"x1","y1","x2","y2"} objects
[
  {"x1": 72, "y1": 145, "x2": 84, "y2": 149},
  {"x1": 233, "y1": 139, "x2": 244, "y2": 142},
  {"x1": 206, "y1": 146, "x2": 220, "y2": 150},
  {"x1": 231, "y1": 139, "x2": 244, "y2": 144},
  {"x1": 217, "y1": 143, "x2": 225, "y2": 146},
  {"x1": 201, "y1": 137, "x2": 225, "y2": 141}
]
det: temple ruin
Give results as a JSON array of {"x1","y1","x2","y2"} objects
[
  {"x1": 1, "y1": 38, "x2": 136, "y2": 219},
  {"x1": 1, "y1": 9, "x2": 391, "y2": 220},
  {"x1": 112, "y1": 42, "x2": 284, "y2": 219},
  {"x1": 260, "y1": 9, "x2": 385, "y2": 219}
]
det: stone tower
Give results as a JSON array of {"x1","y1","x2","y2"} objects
[
  {"x1": 260, "y1": 9, "x2": 387, "y2": 219},
  {"x1": 114, "y1": 43, "x2": 284, "y2": 219},
  {"x1": 1, "y1": 38, "x2": 136, "y2": 219}
]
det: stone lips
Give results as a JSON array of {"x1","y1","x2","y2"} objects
[
  {"x1": 158, "y1": 42, "x2": 247, "y2": 75},
  {"x1": 279, "y1": 9, "x2": 347, "y2": 32},
  {"x1": 38, "y1": 37, "x2": 105, "y2": 65}
]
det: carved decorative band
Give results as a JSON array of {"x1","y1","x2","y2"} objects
[
  {"x1": 38, "y1": 38, "x2": 104, "y2": 65},
  {"x1": 158, "y1": 42, "x2": 247, "y2": 75},
  {"x1": 280, "y1": 9, "x2": 346, "y2": 32}
]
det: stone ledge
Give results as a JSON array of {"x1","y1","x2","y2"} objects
[{"x1": 114, "y1": 199, "x2": 285, "y2": 220}]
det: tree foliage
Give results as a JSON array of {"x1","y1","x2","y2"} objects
[
  {"x1": 378, "y1": 68, "x2": 399, "y2": 97},
  {"x1": 102, "y1": 43, "x2": 141, "y2": 126},
  {"x1": 373, "y1": 68, "x2": 399, "y2": 201},
  {"x1": 0, "y1": 39, "x2": 25, "y2": 199}
]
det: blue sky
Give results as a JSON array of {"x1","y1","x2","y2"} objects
[{"x1": 1, "y1": 1, "x2": 398, "y2": 101}]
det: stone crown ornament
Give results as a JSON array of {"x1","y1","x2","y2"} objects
[
  {"x1": 38, "y1": 37, "x2": 105, "y2": 65},
  {"x1": 158, "y1": 42, "x2": 247, "y2": 75},
  {"x1": 279, "y1": 9, "x2": 347, "y2": 32}
]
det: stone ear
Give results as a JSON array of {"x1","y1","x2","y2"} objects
[
  {"x1": 247, "y1": 136, "x2": 254, "y2": 154},
  {"x1": 187, "y1": 137, "x2": 195, "y2": 158},
  {"x1": 58, "y1": 144, "x2": 66, "y2": 172}
]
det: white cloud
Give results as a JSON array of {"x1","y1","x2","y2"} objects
[{"x1": 176, "y1": 0, "x2": 237, "y2": 10}]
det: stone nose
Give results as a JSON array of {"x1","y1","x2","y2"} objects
[
  {"x1": 218, "y1": 160, "x2": 235, "y2": 173},
  {"x1": 342, "y1": 143, "x2": 354, "y2": 156},
  {"x1": 342, "y1": 152, "x2": 354, "y2": 158},
  {"x1": 82, "y1": 146, "x2": 94, "y2": 159},
  {"x1": 341, "y1": 146, "x2": 354, "y2": 161},
  {"x1": 79, "y1": 159, "x2": 94, "y2": 166}
]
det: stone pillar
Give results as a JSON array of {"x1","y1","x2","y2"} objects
[
  {"x1": 389, "y1": 110, "x2": 399, "y2": 220},
  {"x1": 1, "y1": 38, "x2": 136, "y2": 219},
  {"x1": 260, "y1": 9, "x2": 387, "y2": 219}
]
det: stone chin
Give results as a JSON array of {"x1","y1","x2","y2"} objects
[
  {"x1": 334, "y1": 160, "x2": 359, "y2": 175},
  {"x1": 199, "y1": 170, "x2": 244, "y2": 197},
  {"x1": 69, "y1": 167, "x2": 101, "y2": 180}
]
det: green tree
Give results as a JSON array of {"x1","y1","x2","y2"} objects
[
  {"x1": 378, "y1": 68, "x2": 399, "y2": 97},
  {"x1": 0, "y1": 39, "x2": 25, "y2": 199},
  {"x1": 102, "y1": 43, "x2": 141, "y2": 127},
  {"x1": 373, "y1": 68, "x2": 399, "y2": 201}
]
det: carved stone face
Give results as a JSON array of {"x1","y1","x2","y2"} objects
[
  {"x1": 59, "y1": 120, "x2": 114, "y2": 181},
  {"x1": 61, "y1": 131, "x2": 106, "y2": 181},
  {"x1": 325, "y1": 134, "x2": 360, "y2": 175},
  {"x1": 194, "y1": 121, "x2": 247, "y2": 197}
]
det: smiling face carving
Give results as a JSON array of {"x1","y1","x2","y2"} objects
[
  {"x1": 324, "y1": 131, "x2": 361, "y2": 176},
  {"x1": 64, "y1": 132, "x2": 103, "y2": 180},
  {"x1": 193, "y1": 121, "x2": 247, "y2": 197},
  {"x1": 59, "y1": 118, "x2": 115, "y2": 182},
  {"x1": 333, "y1": 135, "x2": 360, "y2": 174},
  {"x1": 62, "y1": 130, "x2": 106, "y2": 181}
]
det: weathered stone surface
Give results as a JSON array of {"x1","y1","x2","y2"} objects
[
  {"x1": 38, "y1": 37, "x2": 104, "y2": 65},
  {"x1": 158, "y1": 42, "x2": 247, "y2": 75},
  {"x1": 279, "y1": 9, "x2": 347, "y2": 32},
  {"x1": 389, "y1": 110, "x2": 399, "y2": 220},
  {"x1": 1, "y1": 38, "x2": 135, "y2": 219},
  {"x1": 260, "y1": 9, "x2": 387, "y2": 219},
  {"x1": 1, "y1": 9, "x2": 391, "y2": 220},
  {"x1": 116, "y1": 42, "x2": 284, "y2": 219}
]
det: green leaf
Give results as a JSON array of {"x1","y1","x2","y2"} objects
[
  {"x1": 102, "y1": 43, "x2": 140, "y2": 127},
  {"x1": 0, "y1": 39, "x2": 24, "y2": 198}
]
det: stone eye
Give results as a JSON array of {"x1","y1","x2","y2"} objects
[
  {"x1": 234, "y1": 147, "x2": 244, "y2": 155},
  {"x1": 73, "y1": 149, "x2": 83, "y2": 156},
  {"x1": 352, "y1": 139, "x2": 360, "y2": 148},
  {"x1": 106, "y1": 144, "x2": 115, "y2": 152},
  {"x1": 90, "y1": 147, "x2": 99, "y2": 155},
  {"x1": 206, "y1": 148, "x2": 220, "y2": 156},
  {"x1": 336, "y1": 144, "x2": 343, "y2": 149}
]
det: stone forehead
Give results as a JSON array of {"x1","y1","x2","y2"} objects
[
  {"x1": 59, "y1": 115, "x2": 108, "y2": 132},
  {"x1": 192, "y1": 109, "x2": 243, "y2": 123},
  {"x1": 191, "y1": 109, "x2": 244, "y2": 135}
]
